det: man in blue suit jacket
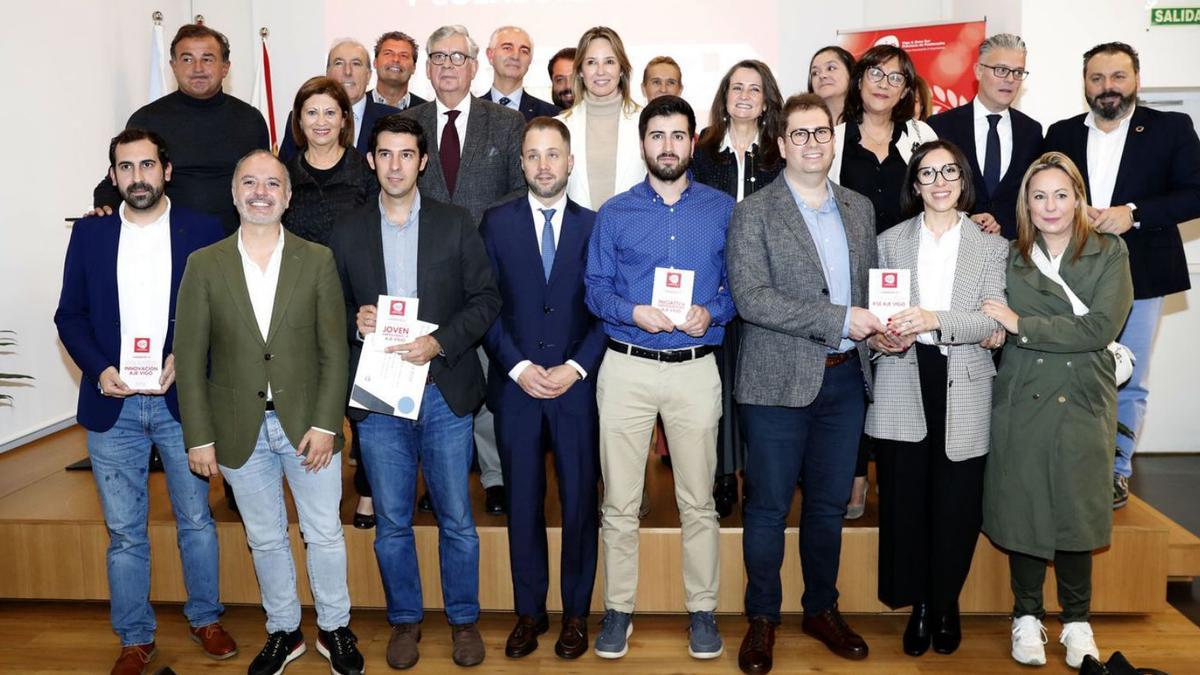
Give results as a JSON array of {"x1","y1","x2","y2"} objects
[
  {"x1": 480, "y1": 117, "x2": 603, "y2": 660},
  {"x1": 927, "y1": 33, "x2": 1043, "y2": 240},
  {"x1": 482, "y1": 26, "x2": 562, "y2": 122},
  {"x1": 55, "y1": 129, "x2": 232, "y2": 673}
]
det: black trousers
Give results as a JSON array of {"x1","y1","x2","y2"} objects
[
  {"x1": 876, "y1": 344, "x2": 986, "y2": 612},
  {"x1": 1010, "y1": 550, "x2": 1093, "y2": 622},
  {"x1": 715, "y1": 318, "x2": 744, "y2": 476},
  {"x1": 350, "y1": 417, "x2": 371, "y2": 499}
]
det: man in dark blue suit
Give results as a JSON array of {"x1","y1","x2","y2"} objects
[
  {"x1": 55, "y1": 129, "x2": 233, "y2": 674},
  {"x1": 928, "y1": 33, "x2": 1043, "y2": 240},
  {"x1": 482, "y1": 26, "x2": 561, "y2": 121},
  {"x1": 1044, "y1": 41, "x2": 1200, "y2": 506},
  {"x1": 279, "y1": 38, "x2": 401, "y2": 161},
  {"x1": 480, "y1": 116, "x2": 603, "y2": 660}
]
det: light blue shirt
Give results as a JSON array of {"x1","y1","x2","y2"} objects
[
  {"x1": 489, "y1": 86, "x2": 523, "y2": 112},
  {"x1": 380, "y1": 191, "x2": 421, "y2": 299},
  {"x1": 787, "y1": 179, "x2": 855, "y2": 353}
]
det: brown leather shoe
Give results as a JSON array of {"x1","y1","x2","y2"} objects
[
  {"x1": 387, "y1": 622, "x2": 422, "y2": 669},
  {"x1": 505, "y1": 614, "x2": 549, "y2": 658},
  {"x1": 189, "y1": 622, "x2": 238, "y2": 660},
  {"x1": 738, "y1": 617, "x2": 775, "y2": 674},
  {"x1": 554, "y1": 616, "x2": 589, "y2": 659},
  {"x1": 801, "y1": 606, "x2": 869, "y2": 660},
  {"x1": 111, "y1": 642, "x2": 156, "y2": 675},
  {"x1": 451, "y1": 622, "x2": 486, "y2": 667}
]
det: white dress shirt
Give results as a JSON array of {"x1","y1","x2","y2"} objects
[
  {"x1": 117, "y1": 197, "x2": 173, "y2": 369},
  {"x1": 434, "y1": 95, "x2": 472, "y2": 157},
  {"x1": 351, "y1": 96, "x2": 368, "y2": 149},
  {"x1": 973, "y1": 98, "x2": 1013, "y2": 180},
  {"x1": 508, "y1": 192, "x2": 588, "y2": 384},
  {"x1": 719, "y1": 131, "x2": 748, "y2": 202},
  {"x1": 1085, "y1": 105, "x2": 1135, "y2": 209},
  {"x1": 916, "y1": 213, "x2": 964, "y2": 355}
]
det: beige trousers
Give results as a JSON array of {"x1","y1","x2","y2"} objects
[{"x1": 596, "y1": 348, "x2": 722, "y2": 613}]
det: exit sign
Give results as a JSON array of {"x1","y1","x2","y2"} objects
[{"x1": 1151, "y1": 6, "x2": 1200, "y2": 25}]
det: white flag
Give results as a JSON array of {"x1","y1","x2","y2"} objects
[
  {"x1": 148, "y1": 21, "x2": 170, "y2": 103},
  {"x1": 251, "y1": 32, "x2": 278, "y2": 153}
]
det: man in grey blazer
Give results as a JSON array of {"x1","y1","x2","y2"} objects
[
  {"x1": 400, "y1": 24, "x2": 527, "y2": 514},
  {"x1": 727, "y1": 94, "x2": 885, "y2": 673}
]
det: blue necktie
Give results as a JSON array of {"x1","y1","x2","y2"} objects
[
  {"x1": 984, "y1": 113, "x2": 1002, "y2": 197},
  {"x1": 499, "y1": 96, "x2": 512, "y2": 107},
  {"x1": 540, "y1": 208, "x2": 556, "y2": 281}
]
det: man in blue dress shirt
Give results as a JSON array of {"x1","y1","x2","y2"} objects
[{"x1": 585, "y1": 95, "x2": 734, "y2": 662}]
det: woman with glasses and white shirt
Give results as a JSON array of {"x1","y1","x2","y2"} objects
[{"x1": 865, "y1": 140, "x2": 1007, "y2": 658}]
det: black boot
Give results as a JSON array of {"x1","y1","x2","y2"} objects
[
  {"x1": 714, "y1": 474, "x2": 739, "y2": 519},
  {"x1": 902, "y1": 602, "x2": 931, "y2": 656},
  {"x1": 931, "y1": 602, "x2": 961, "y2": 654}
]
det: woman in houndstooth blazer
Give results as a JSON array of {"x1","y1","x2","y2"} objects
[{"x1": 864, "y1": 140, "x2": 1008, "y2": 657}]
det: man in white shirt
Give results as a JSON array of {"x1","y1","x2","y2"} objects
[
  {"x1": 482, "y1": 26, "x2": 561, "y2": 121},
  {"x1": 1044, "y1": 41, "x2": 1200, "y2": 507}
]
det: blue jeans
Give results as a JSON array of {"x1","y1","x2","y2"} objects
[
  {"x1": 87, "y1": 395, "x2": 221, "y2": 646},
  {"x1": 741, "y1": 359, "x2": 866, "y2": 619},
  {"x1": 1114, "y1": 296, "x2": 1164, "y2": 478},
  {"x1": 356, "y1": 384, "x2": 479, "y2": 625},
  {"x1": 218, "y1": 412, "x2": 349, "y2": 633}
]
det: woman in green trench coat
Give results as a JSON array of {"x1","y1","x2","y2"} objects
[{"x1": 980, "y1": 152, "x2": 1133, "y2": 669}]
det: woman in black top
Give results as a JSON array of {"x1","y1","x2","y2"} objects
[
  {"x1": 692, "y1": 60, "x2": 785, "y2": 517},
  {"x1": 281, "y1": 76, "x2": 380, "y2": 528}
]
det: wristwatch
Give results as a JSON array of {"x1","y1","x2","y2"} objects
[{"x1": 1126, "y1": 202, "x2": 1140, "y2": 228}]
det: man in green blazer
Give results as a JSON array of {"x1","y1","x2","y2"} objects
[{"x1": 174, "y1": 150, "x2": 363, "y2": 675}]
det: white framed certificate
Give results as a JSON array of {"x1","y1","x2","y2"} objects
[
  {"x1": 869, "y1": 268, "x2": 911, "y2": 322},
  {"x1": 651, "y1": 267, "x2": 695, "y2": 325},
  {"x1": 119, "y1": 335, "x2": 162, "y2": 391}
]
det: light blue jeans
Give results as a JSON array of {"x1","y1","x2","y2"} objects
[
  {"x1": 219, "y1": 412, "x2": 350, "y2": 632},
  {"x1": 1114, "y1": 296, "x2": 1164, "y2": 478},
  {"x1": 87, "y1": 395, "x2": 222, "y2": 646}
]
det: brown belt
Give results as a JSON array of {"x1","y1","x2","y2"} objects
[{"x1": 825, "y1": 351, "x2": 855, "y2": 368}]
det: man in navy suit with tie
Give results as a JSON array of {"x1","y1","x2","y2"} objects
[
  {"x1": 928, "y1": 33, "x2": 1043, "y2": 239},
  {"x1": 479, "y1": 116, "x2": 603, "y2": 660},
  {"x1": 483, "y1": 26, "x2": 561, "y2": 121}
]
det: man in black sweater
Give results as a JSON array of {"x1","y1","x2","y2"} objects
[{"x1": 93, "y1": 24, "x2": 268, "y2": 234}]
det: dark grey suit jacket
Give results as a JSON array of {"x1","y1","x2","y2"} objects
[
  {"x1": 399, "y1": 96, "x2": 526, "y2": 224},
  {"x1": 727, "y1": 175, "x2": 877, "y2": 407}
]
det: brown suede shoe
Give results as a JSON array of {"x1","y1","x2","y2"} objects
[
  {"x1": 111, "y1": 642, "x2": 156, "y2": 675},
  {"x1": 451, "y1": 622, "x2": 486, "y2": 667},
  {"x1": 387, "y1": 623, "x2": 422, "y2": 669},
  {"x1": 554, "y1": 616, "x2": 589, "y2": 659},
  {"x1": 738, "y1": 617, "x2": 775, "y2": 674},
  {"x1": 505, "y1": 614, "x2": 549, "y2": 658},
  {"x1": 801, "y1": 605, "x2": 869, "y2": 660},
  {"x1": 189, "y1": 622, "x2": 238, "y2": 660}
]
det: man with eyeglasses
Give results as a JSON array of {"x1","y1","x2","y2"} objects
[
  {"x1": 728, "y1": 93, "x2": 884, "y2": 672},
  {"x1": 928, "y1": 33, "x2": 1043, "y2": 240},
  {"x1": 401, "y1": 25, "x2": 527, "y2": 518},
  {"x1": 482, "y1": 26, "x2": 561, "y2": 121}
]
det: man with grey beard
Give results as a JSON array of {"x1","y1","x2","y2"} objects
[{"x1": 1044, "y1": 41, "x2": 1200, "y2": 507}]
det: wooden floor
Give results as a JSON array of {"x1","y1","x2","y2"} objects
[{"x1": 1, "y1": 600, "x2": 1197, "y2": 674}]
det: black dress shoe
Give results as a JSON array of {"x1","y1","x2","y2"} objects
[
  {"x1": 931, "y1": 602, "x2": 961, "y2": 654},
  {"x1": 903, "y1": 602, "x2": 931, "y2": 656},
  {"x1": 485, "y1": 486, "x2": 506, "y2": 515},
  {"x1": 714, "y1": 474, "x2": 739, "y2": 519},
  {"x1": 352, "y1": 512, "x2": 375, "y2": 529},
  {"x1": 554, "y1": 616, "x2": 588, "y2": 659},
  {"x1": 417, "y1": 492, "x2": 433, "y2": 513},
  {"x1": 505, "y1": 614, "x2": 548, "y2": 658},
  {"x1": 738, "y1": 616, "x2": 775, "y2": 674}
]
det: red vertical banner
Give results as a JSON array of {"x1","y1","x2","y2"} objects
[{"x1": 840, "y1": 20, "x2": 986, "y2": 116}]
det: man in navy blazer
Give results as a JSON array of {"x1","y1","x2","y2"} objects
[
  {"x1": 482, "y1": 26, "x2": 562, "y2": 122},
  {"x1": 55, "y1": 129, "x2": 233, "y2": 673},
  {"x1": 1044, "y1": 41, "x2": 1200, "y2": 503},
  {"x1": 928, "y1": 33, "x2": 1043, "y2": 240},
  {"x1": 480, "y1": 116, "x2": 603, "y2": 660},
  {"x1": 279, "y1": 38, "x2": 402, "y2": 162}
]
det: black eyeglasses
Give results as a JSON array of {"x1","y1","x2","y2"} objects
[
  {"x1": 978, "y1": 63, "x2": 1030, "y2": 81},
  {"x1": 787, "y1": 127, "x2": 833, "y2": 145},
  {"x1": 915, "y1": 163, "x2": 963, "y2": 185},
  {"x1": 428, "y1": 51, "x2": 472, "y2": 66},
  {"x1": 866, "y1": 66, "x2": 907, "y2": 88}
]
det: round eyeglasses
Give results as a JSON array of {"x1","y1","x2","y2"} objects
[
  {"x1": 915, "y1": 163, "x2": 963, "y2": 185},
  {"x1": 866, "y1": 66, "x2": 907, "y2": 88},
  {"x1": 788, "y1": 127, "x2": 833, "y2": 145},
  {"x1": 428, "y1": 51, "x2": 471, "y2": 66}
]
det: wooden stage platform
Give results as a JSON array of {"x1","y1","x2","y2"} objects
[{"x1": 2, "y1": 425, "x2": 1199, "y2": 618}]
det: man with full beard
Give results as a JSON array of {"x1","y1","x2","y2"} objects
[
  {"x1": 55, "y1": 129, "x2": 232, "y2": 675},
  {"x1": 478, "y1": 116, "x2": 602, "y2": 660},
  {"x1": 1044, "y1": 42, "x2": 1200, "y2": 507},
  {"x1": 584, "y1": 95, "x2": 735, "y2": 661}
]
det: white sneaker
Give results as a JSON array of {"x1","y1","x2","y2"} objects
[
  {"x1": 1011, "y1": 615, "x2": 1047, "y2": 666},
  {"x1": 1060, "y1": 621, "x2": 1099, "y2": 668}
]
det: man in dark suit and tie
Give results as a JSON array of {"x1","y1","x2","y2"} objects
[
  {"x1": 1043, "y1": 41, "x2": 1200, "y2": 506},
  {"x1": 928, "y1": 33, "x2": 1043, "y2": 240},
  {"x1": 480, "y1": 117, "x2": 603, "y2": 660},
  {"x1": 482, "y1": 26, "x2": 561, "y2": 121},
  {"x1": 328, "y1": 115, "x2": 501, "y2": 669},
  {"x1": 401, "y1": 24, "x2": 528, "y2": 515},
  {"x1": 370, "y1": 31, "x2": 429, "y2": 110},
  {"x1": 279, "y1": 38, "x2": 401, "y2": 162}
]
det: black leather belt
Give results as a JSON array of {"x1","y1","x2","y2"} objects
[
  {"x1": 264, "y1": 400, "x2": 275, "y2": 411},
  {"x1": 607, "y1": 339, "x2": 714, "y2": 363},
  {"x1": 825, "y1": 351, "x2": 855, "y2": 368}
]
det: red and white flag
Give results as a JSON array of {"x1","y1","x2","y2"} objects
[{"x1": 252, "y1": 30, "x2": 278, "y2": 153}]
